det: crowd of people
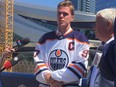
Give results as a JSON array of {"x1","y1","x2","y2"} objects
[{"x1": 1, "y1": 0, "x2": 116, "y2": 87}]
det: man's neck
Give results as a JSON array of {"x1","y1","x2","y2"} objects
[
  {"x1": 58, "y1": 26, "x2": 71, "y2": 34},
  {"x1": 56, "y1": 27, "x2": 72, "y2": 36}
]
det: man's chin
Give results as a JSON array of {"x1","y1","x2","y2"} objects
[{"x1": 59, "y1": 24, "x2": 66, "y2": 28}]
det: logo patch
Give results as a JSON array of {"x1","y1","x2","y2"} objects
[{"x1": 48, "y1": 49, "x2": 69, "y2": 71}]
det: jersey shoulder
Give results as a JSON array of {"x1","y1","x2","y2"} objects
[
  {"x1": 38, "y1": 31, "x2": 56, "y2": 44},
  {"x1": 67, "y1": 30, "x2": 89, "y2": 43}
]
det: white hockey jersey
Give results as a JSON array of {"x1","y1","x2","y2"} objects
[{"x1": 34, "y1": 30, "x2": 90, "y2": 87}]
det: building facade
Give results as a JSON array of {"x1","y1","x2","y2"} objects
[{"x1": 70, "y1": 0, "x2": 96, "y2": 13}]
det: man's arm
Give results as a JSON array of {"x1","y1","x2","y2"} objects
[
  {"x1": 34, "y1": 50, "x2": 51, "y2": 84},
  {"x1": 34, "y1": 50, "x2": 63, "y2": 86},
  {"x1": 50, "y1": 44, "x2": 89, "y2": 83}
]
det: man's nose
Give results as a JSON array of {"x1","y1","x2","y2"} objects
[{"x1": 59, "y1": 13, "x2": 64, "y2": 17}]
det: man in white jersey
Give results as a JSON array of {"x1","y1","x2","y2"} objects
[
  {"x1": 34, "y1": 1, "x2": 90, "y2": 87},
  {"x1": 86, "y1": 8, "x2": 116, "y2": 87}
]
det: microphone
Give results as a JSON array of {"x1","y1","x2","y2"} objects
[
  {"x1": 0, "y1": 37, "x2": 30, "y2": 62},
  {"x1": 0, "y1": 54, "x2": 24, "y2": 72},
  {"x1": 12, "y1": 37, "x2": 30, "y2": 57},
  {"x1": 13, "y1": 37, "x2": 30, "y2": 51}
]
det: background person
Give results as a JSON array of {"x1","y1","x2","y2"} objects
[
  {"x1": 33, "y1": 1, "x2": 90, "y2": 87},
  {"x1": 87, "y1": 8, "x2": 116, "y2": 87}
]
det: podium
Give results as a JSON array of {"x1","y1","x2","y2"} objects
[{"x1": 0, "y1": 72, "x2": 39, "y2": 87}]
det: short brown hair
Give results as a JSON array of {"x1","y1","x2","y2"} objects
[{"x1": 57, "y1": 1, "x2": 75, "y2": 15}]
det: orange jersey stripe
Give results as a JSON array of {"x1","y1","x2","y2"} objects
[
  {"x1": 69, "y1": 64, "x2": 84, "y2": 76},
  {"x1": 34, "y1": 64, "x2": 47, "y2": 73}
]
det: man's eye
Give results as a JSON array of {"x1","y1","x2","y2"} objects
[
  {"x1": 58, "y1": 12, "x2": 68, "y2": 16},
  {"x1": 63, "y1": 13, "x2": 68, "y2": 16}
]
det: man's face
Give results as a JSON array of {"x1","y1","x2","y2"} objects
[
  {"x1": 57, "y1": 6, "x2": 74, "y2": 28},
  {"x1": 94, "y1": 15, "x2": 108, "y2": 41}
]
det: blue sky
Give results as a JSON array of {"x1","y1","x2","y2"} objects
[{"x1": 15, "y1": 0, "x2": 63, "y2": 8}]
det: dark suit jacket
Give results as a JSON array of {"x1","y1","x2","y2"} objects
[{"x1": 100, "y1": 40, "x2": 116, "y2": 81}]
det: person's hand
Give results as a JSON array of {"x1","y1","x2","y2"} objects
[
  {"x1": 3, "y1": 48, "x2": 15, "y2": 58},
  {"x1": 44, "y1": 73, "x2": 63, "y2": 87},
  {"x1": 50, "y1": 80, "x2": 63, "y2": 87}
]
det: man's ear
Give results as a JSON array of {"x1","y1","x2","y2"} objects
[
  {"x1": 107, "y1": 20, "x2": 113, "y2": 29},
  {"x1": 71, "y1": 15, "x2": 74, "y2": 22},
  {"x1": 106, "y1": 20, "x2": 114, "y2": 35}
]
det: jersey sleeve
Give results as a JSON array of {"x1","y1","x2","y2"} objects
[
  {"x1": 51, "y1": 43, "x2": 90, "y2": 83},
  {"x1": 33, "y1": 42, "x2": 50, "y2": 84}
]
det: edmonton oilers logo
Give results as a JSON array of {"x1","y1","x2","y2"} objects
[{"x1": 48, "y1": 49, "x2": 69, "y2": 71}]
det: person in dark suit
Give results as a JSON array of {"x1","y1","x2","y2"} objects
[
  {"x1": 85, "y1": 8, "x2": 116, "y2": 87},
  {"x1": 99, "y1": 13, "x2": 116, "y2": 86}
]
